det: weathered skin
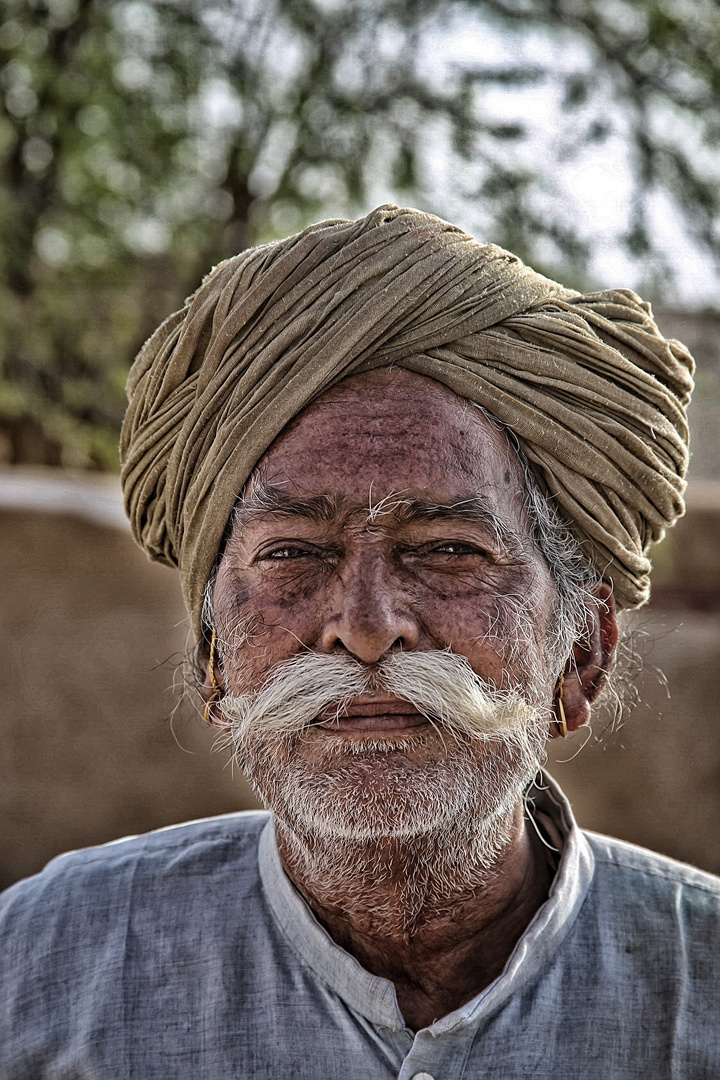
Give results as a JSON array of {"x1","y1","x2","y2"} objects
[{"x1": 201, "y1": 367, "x2": 617, "y2": 1030}]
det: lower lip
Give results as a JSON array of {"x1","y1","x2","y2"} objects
[{"x1": 315, "y1": 712, "x2": 430, "y2": 734}]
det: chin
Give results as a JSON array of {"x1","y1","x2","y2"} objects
[{"x1": 237, "y1": 727, "x2": 540, "y2": 847}]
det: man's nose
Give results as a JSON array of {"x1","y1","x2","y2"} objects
[{"x1": 320, "y1": 550, "x2": 420, "y2": 663}]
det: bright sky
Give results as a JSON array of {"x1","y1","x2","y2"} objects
[{"x1": 364, "y1": 14, "x2": 720, "y2": 308}]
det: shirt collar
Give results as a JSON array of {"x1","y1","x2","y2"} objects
[{"x1": 258, "y1": 770, "x2": 595, "y2": 1032}]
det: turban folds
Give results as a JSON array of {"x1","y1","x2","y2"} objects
[{"x1": 120, "y1": 205, "x2": 694, "y2": 637}]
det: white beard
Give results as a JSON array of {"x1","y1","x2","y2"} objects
[
  {"x1": 221, "y1": 650, "x2": 550, "y2": 858},
  {"x1": 219, "y1": 650, "x2": 552, "y2": 930}
]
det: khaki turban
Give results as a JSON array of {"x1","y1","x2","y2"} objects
[{"x1": 120, "y1": 205, "x2": 694, "y2": 637}]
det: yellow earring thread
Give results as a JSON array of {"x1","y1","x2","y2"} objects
[
  {"x1": 555, "y1": 670, "x2": 568, "y2": 738},
  {"x1": 203, "y1": 629, "x2": 222, "y2": 725}
]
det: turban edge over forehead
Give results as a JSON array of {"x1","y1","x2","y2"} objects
[{"x1": 120, "y1": 205, "x2": 694, "y2": 638}]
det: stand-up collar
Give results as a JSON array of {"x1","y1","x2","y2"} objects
[{"x1": 258, "y1": 771, "x2": 595, "y2": 1032}]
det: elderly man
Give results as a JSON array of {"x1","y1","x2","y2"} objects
[{"x1": 1, "y1": 206, "x2": 718, "y2": 1077}]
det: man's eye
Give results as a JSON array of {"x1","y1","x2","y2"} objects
[
  {"x1": 402, "y1": 541, "x2": 484, "y2": 560},
  {"x1": 264, "y1": 546, "x2": 313, "y2": 560},
  {"x1": 427, "y1": 542, "x2": 479, "y2": 556}
]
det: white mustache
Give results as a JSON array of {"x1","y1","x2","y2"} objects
[{"x1": 219, "y1": 650, "x2": 542, "y2": 741}]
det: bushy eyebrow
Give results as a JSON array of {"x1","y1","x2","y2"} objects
[
  {"x1": 233, "y1": 481, "x2": 528, "y2": 556},
  {"x1": 232, "y1": 482, "x2": 342, "y2": 528},
  {"x1": 391, "y1": 497, "x2": 527, "y2": 554}
]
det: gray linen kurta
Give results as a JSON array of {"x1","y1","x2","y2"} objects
[{"x1": 1, "y1": 774, "x2": 718, "y2": 1078}]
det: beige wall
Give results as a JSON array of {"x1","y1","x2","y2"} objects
[
  {"x1": 1, "y1": 470, "x2": 719, "y2": 888},
  {"x1": 0, "y1": 490, "x2": 259, "y2": 891}
]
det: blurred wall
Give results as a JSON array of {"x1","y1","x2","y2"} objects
[
  {"x1": 1, "y1": 467, "x2": 719, "y2": 889},
  {"x1": 0, "y1": 472, "x2": 260, "y2": 891}
]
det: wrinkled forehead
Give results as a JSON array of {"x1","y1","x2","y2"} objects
[{"x1": 240, "y1": 368, "x2": 531, "y2": 534}]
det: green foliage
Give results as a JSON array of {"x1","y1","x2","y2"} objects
[
  {"x1": 0, "y1": 0, "x2": 215, "y2": 467},
  {"x1": 1, "y1": 0, "x2": 718, "y2": 467},
  {"x1": 477, "y1": 0, "x2": 720, "y2": 259}
]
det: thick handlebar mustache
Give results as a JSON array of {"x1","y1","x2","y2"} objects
[{"x1": 219, "y1": 650, "x2": 544, "y2": 744}]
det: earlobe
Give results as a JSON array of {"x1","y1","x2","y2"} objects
[
  {"x1": 553, "y1": 671, "x2": 569, "y2": 738},
  {"x1": 198, "y1": 628, "x2": 228, "y2": 728},
  {"x1": 550, "y1": 582, "x2": 618, "y2": 737},
  {"x1": 551, "y1": 672, "x2": 591, "y2": 736}
]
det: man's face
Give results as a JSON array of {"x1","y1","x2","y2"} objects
[{"x1": 212, "y1": 369, "x2": 559, "y2": 848}]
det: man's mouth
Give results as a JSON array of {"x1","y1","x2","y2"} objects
[{"x1": 314, "y1": 696, "x2": 431, "y2": 734}]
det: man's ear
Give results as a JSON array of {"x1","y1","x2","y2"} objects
[
  {"x1": 550, "y1": 582, "x2": 618, "y2": 736},
  {"x1": 197, "y1": 632, "x2": 228, "y2": 729}
]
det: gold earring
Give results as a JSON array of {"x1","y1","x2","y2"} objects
[
  {"x1": 203, "y1": 629, "x2": 222, "y2": 726},
  {"x1": 554, "y1": 670, "x2": 568, "y2": 738}
]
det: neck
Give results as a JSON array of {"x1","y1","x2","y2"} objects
[{"x1": 275, "y1": 804, "x2": 554, "y2": 1030}]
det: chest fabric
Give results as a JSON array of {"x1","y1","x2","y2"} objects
[{"x1": 1, "y1": 789, "x2": 718, "y2": 1079}]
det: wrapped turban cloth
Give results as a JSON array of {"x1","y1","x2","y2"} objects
[{"x1": 121, "y1": 205, "x2": 694, "y2": 638}]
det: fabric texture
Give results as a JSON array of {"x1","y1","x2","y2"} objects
[
  {"x1": 1, "y1": 775, "x2": 719, "y2": 1079},
  {"x1": 120, "y1": 205, "x2": 695, "y2": 636}
]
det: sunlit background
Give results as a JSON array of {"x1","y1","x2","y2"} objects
[{"x1": 1, "y1": 0, "x2": 719, "y2": 888}]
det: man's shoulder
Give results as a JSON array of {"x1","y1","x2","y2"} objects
[
  {"x1": 583, "y1": 829, "x2": 720, "y2": 920},
  {"x1": 0, "y1": 811, "x2": 275, "y2": 1059},
  {"x1": 585, "y1": 830, "x2": 720, "y2": 890},
  {"x1": 0, "y1": 809, "x2": 271, "y2": 926}
]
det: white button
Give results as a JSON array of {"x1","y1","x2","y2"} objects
[{"x1": 412, "y1": 1074, "x2": 435, "y2": 1080}]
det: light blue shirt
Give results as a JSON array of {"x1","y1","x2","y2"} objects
[{"x1": 1, "y1": 774, "x2": 719, "y2": 1078}]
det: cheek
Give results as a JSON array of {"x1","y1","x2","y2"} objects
[
  {"x1": 415, "y1": 566, "x2": 531, "y2": 630},
  {"x1": 408, "y1": 579, "x2": 507, "y2": 672},
  {"x1": 245, "y1": 569, "x2": 330, "y2": 630},
  {"x1": 416, "y1": 571, "x2": 555, "y2": 675},
  {"x1": 214, "y1": 570, "x2": 328, "y2": 688}
]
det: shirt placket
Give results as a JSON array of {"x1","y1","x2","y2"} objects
[{"x1": 397, "y1": 1025, "x2": 473, "y2": 1080}]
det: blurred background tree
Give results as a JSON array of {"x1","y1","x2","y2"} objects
[{"x1": 1, "y1": 0, "x2": 718, "y2": 468}]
